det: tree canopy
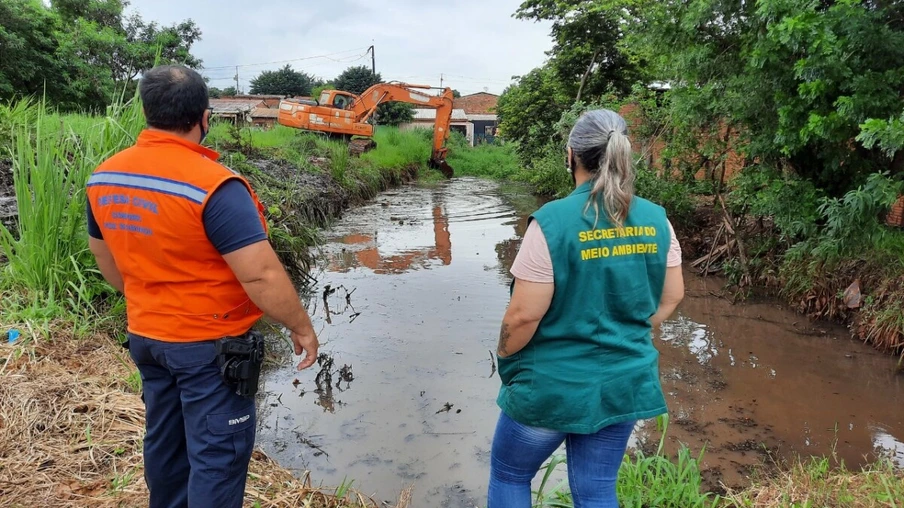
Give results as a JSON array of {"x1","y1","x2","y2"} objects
[
  {"x1": 249, "y1": 64, "x2": 319, "y2": 97},
  {"x1": 0, "y1": 0, "x2": 202, "y2": 112},
  {"x1": 501, "y1": 0, "x2": 904, "y2": 195}
]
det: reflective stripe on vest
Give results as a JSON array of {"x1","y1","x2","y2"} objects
[{"x1": 87, "y1": 171, "x2": 208, "y2": 204}]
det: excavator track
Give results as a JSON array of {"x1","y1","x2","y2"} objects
[{"x1": 348, "y1": 138, "x2": 377, "y2": 157}]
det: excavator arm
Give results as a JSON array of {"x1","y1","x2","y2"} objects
[{"x1": 350, "y1": 83, "x2": 456, "y2": 177}]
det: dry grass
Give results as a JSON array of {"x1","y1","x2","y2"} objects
[
  {"x1": 0, "y1": 330, "x2": 410, "y2": 508},
  {"x1": 723, "y1": 456, "x2": 904, "y2": 508}
]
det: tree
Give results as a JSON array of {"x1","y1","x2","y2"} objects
[
  {"x1": 250, "y1": 65, "x2": 316, "y2": 97},
  {"x1": 452, "y1": 89, "x2": 462, "y2": 98},
  {"x1": 332, "y1": 65, "x2": 414, "y2": 127},
  {"x1": 0, "y1": 0, "x2": 68, "y2": 105},
  {"x1": 333, "y1": 65, "x2": 378, "y2": 95},
  {"x1": 1, "y1": 0, "x2": 202, "y2": 111},
  {"x1": 221, "y1": 86, "x2": 237, "y2": 97},
  {"x1": 515, "y1": 0, "x2": 642, "y2": 101},
  {"x1": 496, "y1": 65, "x2": 570, "y2": 164},
  {"x1": 617, "y1": 0, "x2": 904, "y2": 193}
]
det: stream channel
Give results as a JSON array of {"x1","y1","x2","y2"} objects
[{"x1": 256, "y1": 177, "x2": 904, "y2": 507}]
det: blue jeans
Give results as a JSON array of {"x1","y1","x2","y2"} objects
[
  {"x1": 128, "y1": 334, "x2": 256, "y2": 508},
  {"x1": 488, "y1": 411, "x2": 635, "y2": 508}
]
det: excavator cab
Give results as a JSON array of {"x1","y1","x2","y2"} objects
[{"x1": 319, "y1": 90, "x2": 357, "y2": 110}]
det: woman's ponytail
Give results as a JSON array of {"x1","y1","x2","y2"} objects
[{"x1": 567, "y1": 110, "x2": 635, "y2": 228}]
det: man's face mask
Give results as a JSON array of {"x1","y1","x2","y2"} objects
[{"x1": 199, "y1": 107, "x2": 212, "y2": 143}]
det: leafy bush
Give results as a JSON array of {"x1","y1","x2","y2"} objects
[
  {"x1": 516, "y1": 142, "x2": 573, "y2": 198},
  {"x1": 727, "y1": 166, "x2": 825, "y2": 246},
  {"x1": 782, "y1": 172, "x2": 904, "y2": 272},
  {"x1": 634, "y1": 162, "x2": 695, "y2": 228}
]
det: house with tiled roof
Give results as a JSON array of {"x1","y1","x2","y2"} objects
[
  {"x1": 209, "y1": 95, "x2": 285, "y2": 129},
  {"x1": 454, "y1": 92, "x2": 499, "y2": 145},
  {"x1": 402, "y1": 92, "x2": 500, "y2": 146}
]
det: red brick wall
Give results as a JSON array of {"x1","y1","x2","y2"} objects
[
  {"x1": 887, "y1": 195, "x2": 904, "y2": 228},
  {"x1": 617, "y1": 103, "x2": 744, "y2": 182}
]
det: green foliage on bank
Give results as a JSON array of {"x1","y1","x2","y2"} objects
[{"x1": 0, "y1": 95, "x2": 144, "y2": 329}]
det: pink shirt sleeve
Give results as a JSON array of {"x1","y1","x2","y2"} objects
[
  {"x1": 510, "y1": 220, "x2": 554, "y2": 283},
  {"x1": 667, "y1": 220, "x2": 682, "y2": 267},
  {"x1": 510, "y1": 217, "x2": 683, "y2": 282}
]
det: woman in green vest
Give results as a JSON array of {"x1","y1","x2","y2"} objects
[{"x1": 488, "y1": 108, "x2": 686, "y2": 507}]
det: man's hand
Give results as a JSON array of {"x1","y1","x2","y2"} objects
[
  {"x1": 222, "y1": 240, "x2": 321, "y2": 368},
  {"x1": 291, "y1": 328, "x2": 319, "y2": 370}
]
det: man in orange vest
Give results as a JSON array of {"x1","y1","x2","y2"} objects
[{"x1": 85, "y1": 64, "x2": 319, "y2": 508}]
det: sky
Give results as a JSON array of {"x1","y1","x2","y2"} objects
[{"x1": 124, "y1": 0, "x2": 555, "y2": 96}]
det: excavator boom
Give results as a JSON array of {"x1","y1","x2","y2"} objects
[{"x1": 277, "y1": 82, "x2": 456, "y2": 177}]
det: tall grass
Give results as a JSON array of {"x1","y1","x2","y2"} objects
[
  {"x1": 0, "y1": 95, "x2": 144, "y2": 323},
  {"x1": 531, "y1": 416, "x2": 721, "y2": 508},
  {"x1": 446, "y1": 140, "x2": 522, "y2": 180},
  {"x1": 361, "y1": 126, "x2": 432, "y2": 171}
]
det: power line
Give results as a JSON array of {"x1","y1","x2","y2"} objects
[{"x1": 200, "y1": 46, "x2": 370, "y2": 71}]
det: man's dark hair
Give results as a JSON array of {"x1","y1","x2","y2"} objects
[{"x1": 139, "y1": 65, "x2": 210, "y2": 133}]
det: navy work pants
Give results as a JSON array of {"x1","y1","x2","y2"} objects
[{"x1": 128, "y1": 334, "x2": 256, "y2": 508}]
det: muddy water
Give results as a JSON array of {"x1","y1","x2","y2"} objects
[{"x1": 256, "y1": 178, "x2": 904, "y2": 507}]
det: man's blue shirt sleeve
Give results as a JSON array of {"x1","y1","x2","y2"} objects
[
  {"x1": 86, "y1": 199, "x2": 103, "y2": 239},
  {"x1": 203, "y1": 179, "x2": 268, "y2": 255}
]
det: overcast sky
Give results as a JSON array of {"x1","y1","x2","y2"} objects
[{"x1": 125, "y1": 0, "x2": 554, "y2": 96}]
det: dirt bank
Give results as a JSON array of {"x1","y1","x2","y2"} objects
[{"x1": 675, "y1": 196, "x2": 904, "y2": 367}]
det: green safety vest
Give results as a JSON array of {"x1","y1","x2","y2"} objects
[{"x1": 496, "y1": 181, "x2": 671, "y2": 433}]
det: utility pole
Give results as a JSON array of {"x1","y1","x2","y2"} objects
[
  {"x1": 234, "y1": 66, "x2": 239, "y2": 95},
  {"x1": 440, "y1": 73, "x2": 443, "y2": 88},
  {"x1": 369, "y1": 45, "x2": 376, "y2": 78}
]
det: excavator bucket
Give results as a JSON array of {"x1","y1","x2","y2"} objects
[{"x1": 430, "y1": 158, "x2": 454, "y2": 178}]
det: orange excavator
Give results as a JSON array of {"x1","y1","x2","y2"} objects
[{"x1": 276, "y1": 82, "x2": 455, "y2": 177}]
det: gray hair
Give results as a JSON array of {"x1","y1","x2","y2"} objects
[{"x1": 567, "y1": 109, "x2": 634, "y2": 228}]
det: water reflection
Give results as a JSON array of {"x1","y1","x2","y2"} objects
[
  {"x1": 328, "y1": 204, "x2": 452, "y2": 274},
  {"x1": 872, "y1": 427, "x2": 904, "y2": 468}
]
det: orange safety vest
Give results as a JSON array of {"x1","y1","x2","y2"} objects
[{"x1": 86, "y1": 130, "x2": 269, "y2": 342}]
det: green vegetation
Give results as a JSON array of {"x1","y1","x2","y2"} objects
[
  {"x1": 526, "y1": 418, "x2": 904, "y2": 508},
  {"x1": 482, "y1": 0, "x2": 904, "y2": 360},
  {"x1": 249, "y1": 64, "x2": 321, "y2": 97},
  {"x1": 0, "y1": 96, "x2": 143, "y2": 329},
  {"x1": 0, "y1": 0, "x2": 200, "y2": 112},
  {"x1": 445, "y1": 133, "x2": 521, "y2": 180},
  {"x1": 533, "y1": 418, "x2": 721, "y2": 508}
]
